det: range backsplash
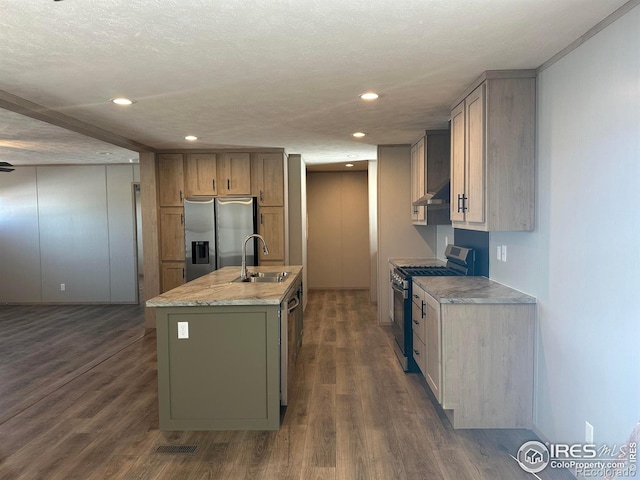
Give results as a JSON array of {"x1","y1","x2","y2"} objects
[{"x1": 453, "y1": 229, "x2": 489, "y2": 277}]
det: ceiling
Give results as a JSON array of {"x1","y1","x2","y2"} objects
[{"x1": 0, "y1": 0, "x2": 631, "y2": 167}]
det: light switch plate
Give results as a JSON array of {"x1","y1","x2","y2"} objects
[
  {"x1": 501, "y1": 245, "x2": 507, "y2": 262},
  {"x1": 496, "y1": 245, "x2": 502, "y2": 261},
  {"x1": 177, "y1": 322, "x2": 189, "y2": 339}
]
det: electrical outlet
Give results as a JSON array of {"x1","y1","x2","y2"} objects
[
  {"x1": 60, "y1": 283, "x2": 65, "y2": 292},
  {"x1": 501, "y1": 245, "x2": 507, "y2": 262},
  {"x1": 445, "y1": 236, "x2": 449, "y2": 246},
  {"x1": 585, "y1": 421, "x2": 594, "y2": 443},
  {"x1": 177, "y1": 322, "x2": 189, "y2": 339}
]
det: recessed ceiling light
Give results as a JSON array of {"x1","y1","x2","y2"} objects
[
  {"x1": 111, "y1": 97, "x2": 134, "y2": 106},
  {"x1": 345, "y1": 163, "x2": 355, "y2": 168},
  {"x1": 184, "y1": 135, "x2": 198, "y2": 141},
  {"x1": 359, "y1": 92, "x2": 379, "y2": 100},
  {"x1": 97, "y1": 151, "x2": 112, "y2": 155},
  {"x1": 347, "y1": 154, "x2": 359, "y2": 158},
  {"x1": 352, "y1": 132, "x2": 366, "y2": 138}
]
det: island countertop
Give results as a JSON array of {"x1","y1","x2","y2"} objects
[
  {"x1": 146, "y1": 265, "x2": 303, "y2": 307},
  {"x1": 413, "y1": 276, "x2": 536, "y2": 304}
]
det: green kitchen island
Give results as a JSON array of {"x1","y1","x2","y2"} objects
[{"x1": 146, "y1": 265, "x2": 303, "y2": 431}]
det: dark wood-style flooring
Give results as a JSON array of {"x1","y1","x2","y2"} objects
[{"x1": 0, "y1": 291, "x2": 573, "y2": 479}]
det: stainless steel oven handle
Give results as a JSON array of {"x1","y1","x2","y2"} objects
[{"x1": 391, "y1": 282, "x2": 408, "y2": 299}]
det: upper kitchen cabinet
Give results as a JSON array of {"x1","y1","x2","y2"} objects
[
  {"x1": 411, "y1": 130, "x2": 451, "y2": 226},
  {"x1": 450, "y1": 71, "x2": 536, "y2": 231},
  {"x1": 158, "y1": 154, "x2": 184, "y2": 206},
  {"x1": 219, "y1": 152, "x2": 251, "y2": 196},
  {"x1": 253, "y1": 153, "x2": 285, "y2": 206},
  {"x1": 184, "y1": 153, "x2": 218, "y2": 196}
]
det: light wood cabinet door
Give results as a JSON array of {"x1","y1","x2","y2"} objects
[
  {"x1": 254, "y1": 153, "x2": 284, "y2": 206},
  {"x1": 185, "y1": 153, "x2": 217, "y2": 196},
  {"x1": 450, "y1": 102, "x2": 466, "y2": 223},
  {"x1": 161, "y1": 263, "x2": 185, "y2": 292},
  {"x1": 424, "y1": 293, "x2": 441, "y2": 403},
  {"x1": 160, "y1": 207, "x2": 185, "y2": 262},
  {"x1": 464, "y1": 84, "x2": 486, "y2": 224},
  {"x1": 158, "y1": 154, "x2": 184, "y2": 206},
  {"x1": 410, "y1": 139, "x2": 425, "y2": 223},
  {"x1": 258, "y1": 207, "x2": 284, "y2": 263},
  {"x1": 219, "y1": 153, "x2": 251, "y2": 195}
]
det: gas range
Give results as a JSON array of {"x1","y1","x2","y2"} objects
[{"x1": 390, "y1": 245, "x2": 476, "y2": 372}]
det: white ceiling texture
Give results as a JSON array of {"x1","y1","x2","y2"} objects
[{"x1": 0, "y1": 0, "x2": 631, "y2": 166}]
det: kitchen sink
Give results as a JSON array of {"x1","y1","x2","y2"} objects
[{"x1": 233, "y1": 272, "x2": 290, "y2": 283}]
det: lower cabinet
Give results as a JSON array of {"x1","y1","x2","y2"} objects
[
  {"x1": 161, "y1": 263, "x2": 185, "y2": 292},
  {"x1": 415, "y1": 283, "x2": 535, "y2": 429},
  {"x1": 156, "y1": 305, "x2": 282, "y2": 430}
]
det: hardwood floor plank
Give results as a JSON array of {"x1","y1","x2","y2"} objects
[
  {"x1": 303, "y1": 384, "x2": 336, "y2": 468},
  {"x1": 335, "y1": 393, "x2": 372, "y2": 480}
]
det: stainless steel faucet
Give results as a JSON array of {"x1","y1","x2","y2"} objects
[{"x1": 241, "y1": 234, "x2": 269, "y2": 280}]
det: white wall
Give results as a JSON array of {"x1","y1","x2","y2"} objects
[
  {"x1": 287, "y1": 154, "x2": 308, "y2": 309},
  {"x1": 376, "y1": 145, "x2": 438, "y2": 324},
  {"x1": 491, "y1": 6, "x2": 640, "y2": 446},
  {"x1": 368, "y1": 160, "x2": 378, "y2": 303},
  {"x1": 0, "y1": 164, "x2": 140, "y2": 304}
]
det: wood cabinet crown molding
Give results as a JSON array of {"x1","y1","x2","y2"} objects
[{"x1": 451, "y1": 70, "x2": 536, "y2": 110}]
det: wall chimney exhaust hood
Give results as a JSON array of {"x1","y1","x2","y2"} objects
[{"x1": 412, "y1": 179, "x2": 450, "y2": 206}]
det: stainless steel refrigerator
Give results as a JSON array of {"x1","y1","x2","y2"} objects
[{"x1": 184, "y1": 197, "x2": 258, "y2": 282}]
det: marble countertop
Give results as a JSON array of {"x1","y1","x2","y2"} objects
[
  {"x1": 413, "y1": 276, "x2": 536, "y2": 304},
  {"x1": 389, "y1": 257, "x2": 446, "y2": 268},
  {"x1": 146, "y1": 266, "x2": 303, "y2": 307}
]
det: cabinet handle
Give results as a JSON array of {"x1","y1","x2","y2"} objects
[
  {"x1": 413, "y1": 293, "x2": 419, "y2": 299},
  {"x1": 182, "y1": 268, "x2": 185, "y2": 279},
  {"x1": 260, "y1": 190, "x2": 264, "y2": 202},
  {"x1": 180, "y1": 214, "x2": 184, "y2": 225},
  {"x1": 457, "y1": 194, "x2": 468, "y2": 213},
  {"x1": 180, "y1": 190, "x2": 183, "y2": 203},
  {"x1": 260, "y1": 213, "x2": 264, "y2": 225},
  {"x1": 227, "y1": 179, "x2": 230, "y2": 190},
  {"x1": 421, "y1": 301, "x2": 425, "y2": 318},
  {"x1": 413, "y1": 319, "x2": 419, "y2": 325},
  {"x1": 212, "y1": 179, "x2": 216, "y2": 191},
  {"x1": 413, "y1": 349, "x2": 420, "y2": 356}
]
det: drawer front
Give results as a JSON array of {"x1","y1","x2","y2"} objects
[
  {"x1": 412, "y1": 330, "x2": 427, "y2": 376},
  {"x1": 412, "y1": 300, "x2": 426, "y2": 343}
]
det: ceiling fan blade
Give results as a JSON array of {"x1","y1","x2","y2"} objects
[{"x1": 0, "y1": 161, "x2": 15, "y2": 172}]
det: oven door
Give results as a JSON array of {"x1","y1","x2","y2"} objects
[{"x1": 391, "y1": 281, "x2": 409, "y2": 369}]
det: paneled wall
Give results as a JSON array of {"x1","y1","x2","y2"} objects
[
  {"x1": 306, "y1": 171, "x2": 370, "y2": 289},
  {"x1": 0, "y1": 164, "x2": 139, "y2": 304}
]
